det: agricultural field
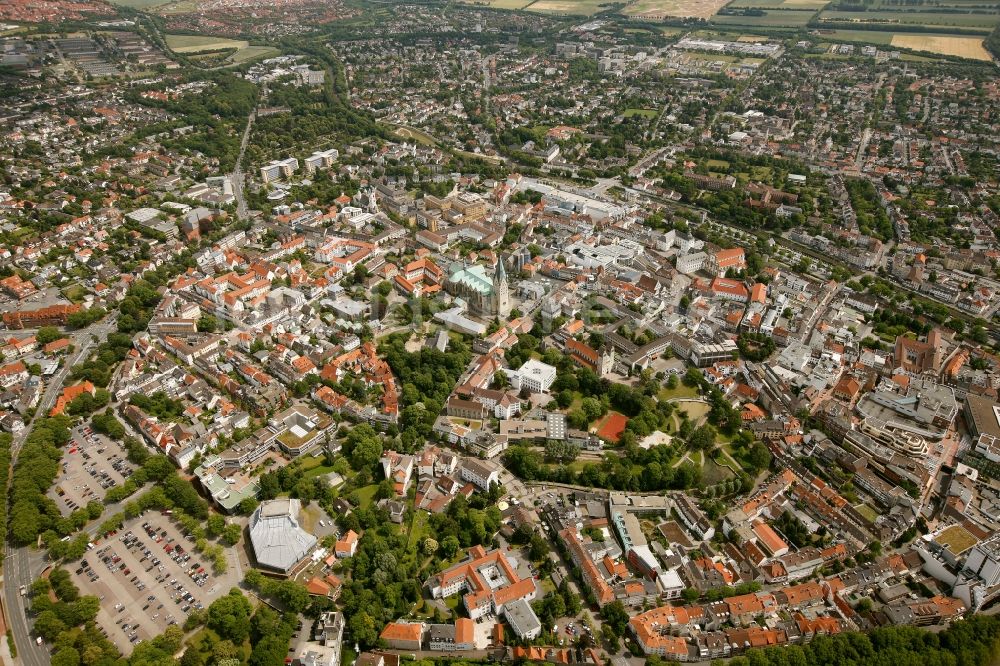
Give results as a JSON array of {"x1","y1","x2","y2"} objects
[
  {"x1": 724, "y1": 0, "x2": 828, "y2": 7},
  {"x1": 460, "y1": 0, "x2": 535, "y2": 8},
  {"x1": 815, "y1": 28, "x2": 895, "y2": 43},
  {"x1": 623, "y1": 0, "x2": 732, "y2": 19},
  {"x1": 164, "y1": 34, "x2": 248, "y2": 53},
  {"x1": 525, "y1": 0, "x2": 617, "y2": 15},
  {"x1": 890, "y1": 33, "x2": 992, "y2": 60},
  {"x1": 106, "y1": 0, "x2": 172, "y2": 7},
  {"x1": 711, "y1": 9, "x2": 819, "y2": 27},
  {"x1": 817, "y1": 9, "x2": 1000, "y2": 31}
]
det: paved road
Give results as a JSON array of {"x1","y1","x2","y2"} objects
[
  {"x1": 3, "y1": 313, "x2": 118, "y2": 665},
  {"x1": 231, "y1": 110, "x2": 256, "y2": 220}
]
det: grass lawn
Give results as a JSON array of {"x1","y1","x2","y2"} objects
[
  {"x1": 392, "y1": 124, "x2": 438, "y2": 146},
  {"x1": 702, "y1": 456, "x2": 736, "y2": 485},
  {"x1": 302, "y1": 463, "x2": 337, "y2": 480},
  {"x1": 659, "y1": 383, "x2": 700, "y2": 401},
  {"x1": 854, "y1": 503, "x2": 880, "y2": 523},
  {"x1": 408, "y1": 511, "x2": 429, "y2": 550},
  {"x1": 228, "y1": 46, "x2": 280, "y2": 64},
  {"x1": 355, "y1": 484, "x2": 378, "y2": 509},
  {"x1": 164, "y1": 34, "x2": 249, "y2": 53},
  {"x1": 61, "y1": 284, "x2": 87, "y2": 304},
  {"x1": 677, "y1": 401, "x2": 711, "y2": 423},
  {"x1": 624, "y1": 108, "x2": 659, "y2": 118}
]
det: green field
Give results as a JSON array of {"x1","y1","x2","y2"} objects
[
  {"x1": 61, "y1": 284, "x2": 87, "y2": 304},
  {"x1": 725, "y1": 0, "x2": 828, "y2": 7},
  {"x1": 816, "y1": 28, "x2": 895, "y2": 43},
  {"x1": 407, "y1": 511, "x2": 429, "y2": 549},
  {"x1": 354, "y1": 484, "x2": 378, "y2": 508},
  {"x1": 228, "y1": 46, "x2": 280, "y2": 64},
  {"x1": 624, "y1": 108, "x2": 659, "y2": 118},
  {"x1": 818, "y1": 9, "x2": 1000, "y2": 30},
  {"x1": 854, "y1": 503, "x2": 879, "y2": 523},
  {"x1": 164, "y1": 34, "x2": 249, "y2": 53},
  {"x1": 393, "y1": 125, "x2": 438, "y2": 146},
  {"x1": 712, "y1": 9, "x2": 819, "y2": 26},
  {"x1": 702, "y1": 456, "x2": 736, "y2": 485}
]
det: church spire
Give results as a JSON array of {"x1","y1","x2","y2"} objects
[{"x1": 494, "y1": 255, "x2": 507, "y2": 285}]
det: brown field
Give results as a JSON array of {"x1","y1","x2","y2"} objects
[
  {"x1": 622, "y1": 0, "x2": 731, "y2": 19},
  {"x1": 890, "y1": 34, "x2": 992, "y2": 61},
  {"x1": 526, "y1": 0, "x2": 613, "y2": 14}
]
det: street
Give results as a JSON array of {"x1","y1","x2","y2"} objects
[{"x1": 2, "y1": 313, "x2": 118, "y2": 664}]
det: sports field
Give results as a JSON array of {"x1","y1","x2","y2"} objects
[
  {"x1": 595, "y1": 412, "x2": 629, "y2": 443},
  {"x1": 164, "y1": 34, "x2": 249, "y2": 53},
  {"x1": 891, "y1": 34, "x2": 991, "y2": 60},
  {"x1": 623, "y1": 0, "x2": 732, "y2": 19}
]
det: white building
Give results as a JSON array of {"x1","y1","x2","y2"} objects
[
  {"x1": 506, "y1": 359, "x2": 557, "y2": 394},
  {"x1": 504, "y1": 597, "x2": 542, "y2": 639},
  {"x1": 260, "y1": 157, "x2": 300, "y2": 184},
  {"x1": 676, "y1": 251, "x2": 708, "y2": 275},
  {"x1": 460, "y1": 459, "x2": 500, "y2": 490},
  {"x1": 304, "y1": 148, "x2": 339, "y2": 174}
]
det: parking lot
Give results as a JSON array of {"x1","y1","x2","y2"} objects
[
  {"x1": 51, "y1": 424, "x2": 134, "y2": 516},
  {"x1": 68, "y1": 512, "x2": 242, "y2": 655}
]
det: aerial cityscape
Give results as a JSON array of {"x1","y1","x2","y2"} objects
[{"x1": 0, "y1": 0, "x2": 999, "y2": 665}]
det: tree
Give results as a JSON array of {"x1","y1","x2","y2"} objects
[
  {"x1": 601, "y1": 601, "x2": 629, "y2": 637},
  {"x1": 346, "y1": 424, "x2": 383, "y2": 472},
  {"x1": 688, "y1": 424, "x2": 717, "y2": 451},
  {"x1": 36, "y1": 326, "x2": 62, "y2": 345},
  {"x1": 529, "y1": 533, "x2": 548, "y2": 562},
  {"x1": 206, "y1": 589, "x2": 253, "y2": 644},
  {"x1": 222, "y1": 523, "x2": 242, "y2": 546},
  {"x1": 51, "y1": 648, "x2": 80, "y2": 666},
  {"x1": 197, "y1": 314, "x2": 219, "y2": 333},
  {"x1": 348, "y1": 610, "x2": 378, "y2": 648},
  {"x1": 207, "y1": 514, "x2": 225, "y2": 537},
  {"x1": 440, "y1": 535, "x2": 460, "y2": 559}
]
